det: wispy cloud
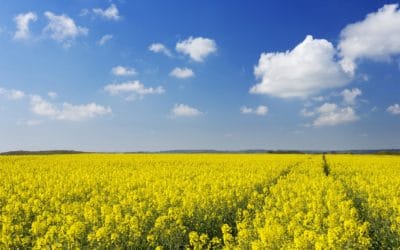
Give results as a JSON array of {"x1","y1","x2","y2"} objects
[
  {"x1": 30, "y1": 95, "x2": 111, "y2": 121},
  {"x1": 341, "y1": 88, "x2": 362, "y2": 105},
  {"x1": 169, "y1": 67, "x2": 194, "y2": 79},
  {"x1": 93, "y1": 4, "x2": 121, "y2": 21},
  {"x1": 14, "y1": 12, "x2": 37, "y2": 40},
  {"x1": 43, "y1": 11, "x2": 88, "y2": 47},
  {"x1": 97, "y1": 34, "x2": 113, "y2": 46},
  {"x1": 104, "y1": 81, "x2": 164, "y2": 100},
  {"x1": 171, "y1": 103, "x2": 202, "y2": 117},
  {"x1": 0, "y1": 87, "x2": 25, "y2": 100},
  {"x1": 240, "y1": 105, "x2": 268, "y2": 116},
  {"x1": 148, "y1": 43, "x2": 172, "y2": 57},
  {"x1": 387, "y1": 104, "x2": 400, "y2": 115},
  {"x1": 111, "y1": 66, "x2": 137, "y2": 76},
  {"x1": 47, "y1": 91, "x2": 58, "y2": 99}
]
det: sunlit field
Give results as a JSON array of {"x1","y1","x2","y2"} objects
[{"x1": 1, "y1": 154, "x2": 400, "y2": 249}]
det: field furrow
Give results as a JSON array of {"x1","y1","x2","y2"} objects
[{"x1": 327, "y1": 155, "x2": 400, "y2": 249}]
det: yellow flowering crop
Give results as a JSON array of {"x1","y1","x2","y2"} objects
[{"x1": 0, "y1": 153, "x2": 399, "y2": 248}]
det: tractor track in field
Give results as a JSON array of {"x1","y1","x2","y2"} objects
[
  {"x1": 334, "y1": 172, "x2": 400, "y2": 249},
  {"x1": 322, "y1": 156, "x2": 365, "y2": 221},
  {"x1": 322, "y1": 155, "x2": 396, "y2": 248},
  {"x1": 322, "y1": 155, "x2": 366, "y2": 221},
  {"x1": 269, "y1": 160, "x2": 303, "y2": 186},
  {"x1": 252, "y1": 158, "x2": 308, "y2": 195},
  {"x1": 322, "y1": 154, "x2": 330, "y2": 176},
  {"x1": 228, "y1": 159, "x2": 307, "y2": 238}
]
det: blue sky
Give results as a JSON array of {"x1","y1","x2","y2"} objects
[{"x1": 0, "y1": 0, "x2": 399, "y2": 151}]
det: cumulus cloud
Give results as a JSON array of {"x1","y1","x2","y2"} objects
[
  {"x1": 104, "y1": 81, "x2": 164, "y2": 100},
  {"x1": 93, "y1": 4, "x2": 121, "y2": 21},
  {"x1": 0, "y1": 87, "x2": 25, "y2": 100},
  {"x1": 387, "y1": 104, "x2": 400, "y2": 115},
  {"x1": 250, "y1": 35, "x2": 350, "y2": 99},
  {"x1": 341, "y1": 88, "x2": 362, "y2": 105},
  {"x1": 169, "y1": 67, "x2": 194, "y2": 79},
  {"x1": 43, "y1": 12, "x2": 88, "y2": 47},
  {"x1": 30, "y1": 95, "x2": 111, "y2": 121},
  {"x1": 111, "y1": 66, "x2": 137, "y2": 76},
  {"x1": 176, "y1": 36, "x2": 217, "y2": 62},
  {"x1": 171, "y1": 103, "x2": 202, "y2": 117},
  {"x1": 149, "y1": 43, "x2": 172, "y2": 57},
  {"x1": 97, "y1": 34, "x2": 113, "y2": 46},
  {"x1": 30, "y1": 95, "x2": 58, "y2": 116},
  {"x1": 14, "y1": 12, "x2": 37, "y2": 40},
  {"x1": 240, "y1": 105, "x2": 268, "y2": 116},
  {"x1": 339, "y1": 4, "x2": 400, "y2": 75},
  {"x1": 312, "y1": 102, "x2": 358, "y2": 126}
]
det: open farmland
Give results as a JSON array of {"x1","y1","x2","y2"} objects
[{"x1": 0, "y1": 154, "x2": 400, "y2": 249}]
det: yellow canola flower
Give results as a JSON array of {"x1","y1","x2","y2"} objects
[{"x1": 0, "y1": 153, "x2": 399, "y2": 248}]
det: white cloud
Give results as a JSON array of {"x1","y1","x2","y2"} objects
[
  {"x1": 56, "y1": 103, "x2": 111, "y2": 121},
  {"x1": 43, "y1": 12, "x2": 88, "y2": 47},
  {"x1": 0, "y1": 87, "x2": 25, "y2": 100},
  {"x1": 341, "y1": 88, "x2": 362, "y2": 105},
  {"x1": 387, "y1": 104, "x2": 400, "y2": 115},
  {"x1": 104, "y1": 81, "x2": 164, "y2": 100},
  {"x1": 9, "y1": 90, "x2": 25, "y2": 100},
  {"x1": 255, "y1": 106, "x2": 268, "y2": 116},
  {"x1": 317, "y1": 103, "x2": 337, "y2": 113},
  {"x1": 313, "y1": 102, "x2": 358, "y2": 126},
  {"x1": 176, "y1": 36, "x2": 217, "y2": 62},
  {"x1": 149, "y1": 43, "x2": 172, "y2": 57},
  {"x1": 169, "y1": 67, "x2": 194, "y2": 79},
  {"x1": 240, "y1": 106, "x2": 252, "y2": 114},
  {"x1": 240, "y1": 105, "x2": 268, "y2": 116},
  {"x1": 48, "y1": 91, "x2": 58, "y2": 99},
  {"x1": 111, "y1": 66, "x2": 137, "y2": 76},
  {"x1": 30, "y1": 95, "x2": 111, "y2": 121},
  {"x1": 93, "y1": 4, "x2": 120, "y2": 21},
  {"x1": 171, "y1": 104, "x2": 202, "y2": 117},
  {"x1": 14, "y1": 12, "x2": 37, "y2": 40},
  {"x1": 97, "y1": 34, "x2": 113, "y2": 46},
  {"x1": 339, "y1": 4, "x2": 400, "y2": 75},
  {"x1": 30, "y1": 95, "x2": 58, "y2": 116},
  {"x1": 250, "y1": 35, "x2": 350, "y2": 99}
]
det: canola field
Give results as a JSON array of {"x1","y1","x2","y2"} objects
[{"x1": 0, "y1": 154, "x2": 399, "y2": 249}]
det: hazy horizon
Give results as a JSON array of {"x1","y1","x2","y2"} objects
[{"x1": 2, "y1": 147, "x2": 400, "y2": 154}]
